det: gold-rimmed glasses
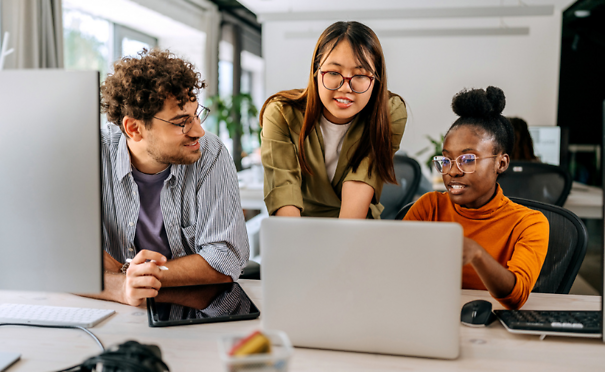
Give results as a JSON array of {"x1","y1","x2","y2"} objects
[{"x1": 433, "y1": 154, "x2": 498, "y2": 174}]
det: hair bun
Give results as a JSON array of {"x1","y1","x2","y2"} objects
[{"x1": 451, "y1": 86, "x2": 506, "y2": 118}]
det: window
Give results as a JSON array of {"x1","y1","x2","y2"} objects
[
  {"x1": 63, "y1": 7, "x2": 158, "y2": 127},
  {"x1": 63, "y1": 7, "x2": 157, "y2": 80},
  {"x1": 114, "y1": 24, "x2": 157, "y2": 59},
  {"x1": 63, "y1": 8, "x2": 111, "y2": 80},
  {"x1": 217, "y1": 41, "x2": 264, "y2": 161}
]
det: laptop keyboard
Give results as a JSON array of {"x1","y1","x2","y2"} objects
[{"x1": 494, "y1": 310, "x2": 601, "y2": 334}]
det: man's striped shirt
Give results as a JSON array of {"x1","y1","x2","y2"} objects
[{"x1": 101, "y1": 125, "x2": 249, "y2": 280}]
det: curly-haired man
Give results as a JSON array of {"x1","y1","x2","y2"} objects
[{"x1": 85, "y1": 49, "x2": 249, "y2": 306}]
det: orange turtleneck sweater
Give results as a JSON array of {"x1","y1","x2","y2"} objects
[{"x1": 404, "y1": 185, "x2": 549, "y2": 309}]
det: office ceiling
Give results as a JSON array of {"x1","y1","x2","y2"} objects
[
  {"x1": 238, "y1": 0, "x2": 576, "y2": 16},
  {"x1": 207, "y1": 0, "x2": 261, "y2": 30}
]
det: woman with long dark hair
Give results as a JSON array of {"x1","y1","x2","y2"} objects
[{"x1": 260, "y1": 21, "x2": 407, "y2": 219}]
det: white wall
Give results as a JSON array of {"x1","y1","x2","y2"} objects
[{"x1": 260, "y1": 7, "x2": 568, "y2": 172}]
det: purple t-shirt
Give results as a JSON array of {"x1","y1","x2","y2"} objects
[{"x1": 131, "y1": 165, "x2": 173, "y2": 260}]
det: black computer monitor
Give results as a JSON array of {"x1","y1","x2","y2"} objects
[
  {"x1": 0, "y1": 70, "x2": 103, "y2": 293},
  {"x1": 602, "y1": 99, "x2": 605, "y2": 343}
]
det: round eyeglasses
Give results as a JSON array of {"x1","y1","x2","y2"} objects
[
  {"x1": 433, "y1": 154, "x2": 498, "y2": 174},
  {"x1": 319, "y1": 70, "x2": 375, "y2": 94},
  {"x1": 153, "y1": 103, "x2": 210, "y2": 135}
]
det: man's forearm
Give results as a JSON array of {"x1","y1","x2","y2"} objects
[
  {"x1": 161, "y1": 254, "x2": 232, "y2": 287},
  {"x1": 78, "y1": 272, "x2": 127, "y2": 304}
]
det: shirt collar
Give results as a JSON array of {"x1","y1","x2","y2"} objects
[
  {"x1": 116, "y1": 132, "x2": 185, "y2": 185},
  {"x1": 116, "y1": 134, "x2": 132, "y2": 181}
]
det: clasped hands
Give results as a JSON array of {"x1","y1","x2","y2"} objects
[{"x1": 104, "y1": 250, "x2": 167, "y2": 307}]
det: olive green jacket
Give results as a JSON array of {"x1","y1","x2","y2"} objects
[{"x1": 261, "y1": 95, "x2": 407, "y2": 219}]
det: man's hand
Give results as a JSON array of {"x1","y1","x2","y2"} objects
[
  {"x1": 103, "y1": 251, "x2": 123, "y2": 273},
  {"x1": 80, "y1": 249, "x2": 231, "y2": 307},
  {"x1": 122, "y1": 250, "x2": 167, "y2": 307}
]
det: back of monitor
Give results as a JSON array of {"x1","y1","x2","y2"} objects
[{"x1": 0, "y1": 70, "x2": 102, "y2": 292}]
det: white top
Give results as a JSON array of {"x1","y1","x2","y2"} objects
[{"x1": 319, "y1": 115, "x2": 352, "y2": 182}]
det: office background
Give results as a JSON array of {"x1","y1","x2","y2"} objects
[{"x1": 0, "y1": 0, "x2": 603, "y2": 293}]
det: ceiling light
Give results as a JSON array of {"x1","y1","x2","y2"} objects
[{"x1": 574, "y1": 10, "x2": 591, "y2": 18}]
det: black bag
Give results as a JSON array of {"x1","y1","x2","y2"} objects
[{"x1": 59, "y1": 340, "x2": 169, "y2": 372}]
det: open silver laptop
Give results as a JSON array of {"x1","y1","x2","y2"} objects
[{"x1": 260, "y1": 217, "x2": 463, "y2": 359}]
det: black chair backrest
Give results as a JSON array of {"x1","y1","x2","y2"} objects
[
  {"x1": 395, "y1": 201, "x2": 415, "y2": 220},
  {"x1": 509, "y1": 197, "x2": 587, "y2": 294},
  {"x1": 498, "y1": 161, "x2": 572, "y2": 206},
  {"x1": 380, "y1": 155, "x2": 422, "y2": 220},
  {"x1": 395, "y1": 197, "x2": 588, "y2": 294}
]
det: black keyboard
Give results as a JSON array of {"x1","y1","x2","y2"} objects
[{"x1": 494, "y1": 310, "x2": 602, "y2": 334}]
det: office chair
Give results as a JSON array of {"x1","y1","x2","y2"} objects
[
  {"x1": 395, "y1": 197, "x2": 587, "y2": 294},
  {"x1": 395, "y1": 201, "x2": 415, "y2": 220},
  {"x1": 498, "y1": 161, "x2": 572, "y2": 206},
  {"x1": 381, "y1": 155, "x2": 422, "y2": 219},
  {"x1": 510, "y1": 197, "x2": 588, "y2": 294}
]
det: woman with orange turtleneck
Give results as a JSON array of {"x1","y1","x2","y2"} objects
[{"x1": 404, "y1": 86, "x2": 549, "y2": 310}]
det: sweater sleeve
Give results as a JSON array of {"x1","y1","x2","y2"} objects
[
  {"x1": 260, "y1": 102, "x2": 304, "y2": 215},
  {"x1": 494, "y1": 211, "x2": 550, "y2": 309}
]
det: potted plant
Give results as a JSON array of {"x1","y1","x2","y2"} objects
[
  {"x1": 206, "y1": 93, "x2": 259, "y2": 171},
  {"x1": 415, "y1": 134, "x2": 445, "y2": 183}
]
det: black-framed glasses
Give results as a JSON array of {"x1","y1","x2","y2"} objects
[
  {"x1": 433, "y1": 154, "x2": 498, "y2": 174},
  {"x1": 319, "y1": 69, "x2": 375, "y2": 94},
  {"x1": 153, "y1": 103, "x2": 210, "y2": 135}
]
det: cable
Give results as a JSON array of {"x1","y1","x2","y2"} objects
[{"x1": 0, "y1": 323, "x2": 105, "y2": 351}]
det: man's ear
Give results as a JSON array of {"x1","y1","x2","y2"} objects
[
  {"x1": 496, "y1": 153, "x2": 510, "y2": 175},
  {"x1": 123, "y1": 116, "x2": 144, "y2": 142}
]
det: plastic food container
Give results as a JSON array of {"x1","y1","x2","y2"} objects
[{"x1": 218, "y1": 330, "x2": 293, "y2": 372}]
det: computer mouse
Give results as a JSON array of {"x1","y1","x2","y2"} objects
[{"x1": 461, "y1": 300, "x2": 496, "y2": 327}]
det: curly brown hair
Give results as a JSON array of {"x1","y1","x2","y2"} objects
[{"x1": 101, "y1": 48, "x2": 205, "y2": 135}]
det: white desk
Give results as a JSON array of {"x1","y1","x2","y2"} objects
[
  {"x1": 564, "y1": 182, "x2": 603, "y2": 219},
  {"x1": 238, "y1": 169, "x2": 265, "y2": 212},
  {"x1": 1, "y1": 282, "x2": 603, "y2": 371}
]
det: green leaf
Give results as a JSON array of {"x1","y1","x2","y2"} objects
[
  {"x1": 416, "y1": 133, "x2": 445, "y2": 170},
  {"x1": 205, "y1": 93, "x2": 260, "y2": 139}
]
